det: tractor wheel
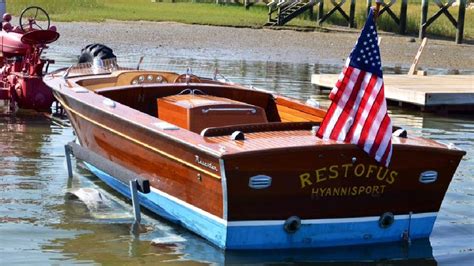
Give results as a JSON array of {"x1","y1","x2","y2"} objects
[{"x1": 78, "y1": 43, "x2": 116, "y2": 64}]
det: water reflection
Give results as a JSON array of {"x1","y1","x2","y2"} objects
[
  {"x1": 0, "y1": 112, "x2": 80, "y2": 264},
  {"x1": 0, "y1": 112, "x2": 54, "y2": 223}
]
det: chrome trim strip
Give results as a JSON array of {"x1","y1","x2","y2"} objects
[
  {"x1": 202, "y1": 107, "x2": 257, "y2": 114},
  {"x1": 219, "y1": 159, "x2": 228, "y2": 221}
]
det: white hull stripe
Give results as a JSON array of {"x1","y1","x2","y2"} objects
[
  {"x1": 149, "y1": 187, "x2": 437, "y2": 228},
  {"x1": 150, "y1": 187, "x2": 228, "y2": 225}
]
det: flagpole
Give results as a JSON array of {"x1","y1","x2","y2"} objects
[{"x1": 373, "y1": 0, "x2": 382, "y2": 21}]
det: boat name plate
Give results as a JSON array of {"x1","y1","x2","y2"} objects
[
  {"x1": 195, "y1": 155, "x2": 218, "y2": 172},
  {"x1": 299, "y1": 163, "x2": 399, "y2": 199}
]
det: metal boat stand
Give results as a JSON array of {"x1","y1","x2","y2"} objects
[
  {"x1": 402, "y1": 211, "x2": 413, "y2": 245},
  {"x1": 64, "y1": 142, "x2": 150, "y2": 228}
]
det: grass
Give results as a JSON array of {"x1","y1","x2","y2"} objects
[
  {"x1": 6, "y1": 0, "x2": 473, "y2": 39},
  {"x1": 6, "y1": 0, "x2": 277, "y2": 26}
]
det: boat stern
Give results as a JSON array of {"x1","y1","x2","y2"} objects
[{"x1": 219, "y1": 142, "x2": 464, "y2": 249}]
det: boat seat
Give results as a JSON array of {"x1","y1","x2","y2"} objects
[
  {"x1": 200, "y1": 121, "x2": 320, "y2": 137},
  {"x1": 157, "y1": 94, "x2": 268, "y2": 133}
]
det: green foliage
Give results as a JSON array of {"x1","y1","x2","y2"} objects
[
  {"x1": 6, "y1": 0, "x2": 472, "y2": 39},
  {"x1": 7, "y1": 0, "x2": 103, "y2": 15}
]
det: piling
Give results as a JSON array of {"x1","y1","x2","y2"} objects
[
  {"x1": 349, "y1": 0, "x2": 356, "y2": 28},
  {"x1": 318, "y1": 0, "x2": 324, "y2": 21},
  {"x1": 456, "y1": 0, "x2": 466, "y2": 44},
  {"x1": 419, "y1": 0, "x2": 429, "y2": 39},
  {"x1": 399, "y1": 0, "x2": 408, "y2": 34}
]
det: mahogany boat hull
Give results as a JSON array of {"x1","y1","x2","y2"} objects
[{"x1": 46, "y1": 69, "x2": 465, "y2": 250}]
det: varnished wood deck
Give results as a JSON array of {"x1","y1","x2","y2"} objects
[
  {"x1": 311, "y1": 74, "x2": 474, "y2": 111},
  {"x1": 204, "y1": 129, "x2": 448, "y2": 153}
]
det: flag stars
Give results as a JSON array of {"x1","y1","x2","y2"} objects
[{"x1": 348, "y1": 14, "x2": 383, "y2": 74}]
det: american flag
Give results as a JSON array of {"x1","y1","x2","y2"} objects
[{"x1": 316, "y1": 8, "x2": 393, "y2": 167}]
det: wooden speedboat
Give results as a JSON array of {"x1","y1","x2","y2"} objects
[{"x1": 44, "y1": 61, "x2": 465, "y2": 250}]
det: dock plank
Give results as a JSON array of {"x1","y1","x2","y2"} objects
[{"x1": 311, "y1": 74, "x2": 474, "y2": 108}]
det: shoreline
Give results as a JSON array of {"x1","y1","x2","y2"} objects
[{"x1": 50, "y1": 20, "x2": 474, "y2": 72}]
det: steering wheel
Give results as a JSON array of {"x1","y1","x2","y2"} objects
[
  {"x1": 174, "y1": 74, "x2": 201, "y2": 83},
  {"x1": 20, "y1": 6, "x2": 50, "y2": 32}
]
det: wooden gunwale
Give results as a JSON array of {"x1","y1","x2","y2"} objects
[
  {"x1": 275, "y1": 96, "x2": 327, "y2": 118},
  {"x1": 218, "y1": 141, "x2": 465, "y2": 159},
  {"x1": 207, "y1": 129, "x2": 465, "y2": 159},
  {"x1": 58, "y1": 78, "x2": 234, "y2": 157}
]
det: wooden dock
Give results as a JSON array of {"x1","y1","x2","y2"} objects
[{"x1": 311, "y1": 74, "x2": 474, "y2": 111}]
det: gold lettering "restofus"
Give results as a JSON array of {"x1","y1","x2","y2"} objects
[{"x1": 299, "y1": 163, "x2": 398, "y2": 189}]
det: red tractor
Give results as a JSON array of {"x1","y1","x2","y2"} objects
[{"x1": 0, "y1": 6, "x2": 59, "y2": 112}]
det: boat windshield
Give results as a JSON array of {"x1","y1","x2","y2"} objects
[{"x1": 60, "y1": 57, "x2": 227, "y2": 81}]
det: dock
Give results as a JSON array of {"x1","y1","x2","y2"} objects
[{"x1": 311, "y1": 74, "x2": 474, "y2": 112}]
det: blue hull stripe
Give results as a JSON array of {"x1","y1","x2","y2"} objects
[{"x1": 85, "y1": 163, "x2": 437, "y2": 250}]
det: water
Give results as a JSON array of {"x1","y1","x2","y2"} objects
[{"x1": 1, "y1": 54, "x2": 473, "y2": 265}]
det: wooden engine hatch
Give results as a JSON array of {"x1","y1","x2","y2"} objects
[{"x1": 157, "y1": 94, "x2": 268, "y2": 133}]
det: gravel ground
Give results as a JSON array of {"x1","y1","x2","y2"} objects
[{"x1": 50, "y1": 20, "x2": 474, "y2": 72}]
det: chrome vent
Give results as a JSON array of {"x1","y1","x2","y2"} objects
[
  {"x1": 419, "y1": 171, "x2": 438, "y2": 184},
  {"x1": 248, "y1": 175, "x2": 272, "y2": 189}
]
